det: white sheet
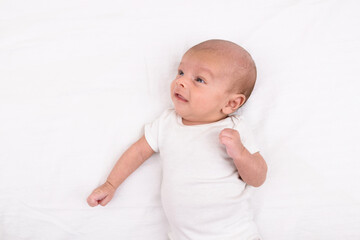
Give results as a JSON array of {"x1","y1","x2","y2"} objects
[{"x1": 1, "y1": 0, "x2": 359, "y2": 239}]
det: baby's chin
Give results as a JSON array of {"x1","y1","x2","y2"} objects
[
  {"x1": 173, "y1": 105, "x2": 186, "y2": 118},
  {"x1": 172, "y1": 101, "x2": 222, "y2": 124},
  {"x1": 173, "y1": 108, "x2": 206, "y2": 125},
  {"x1": 172, "y1": 105, "x2": 193, "y2": 120}
]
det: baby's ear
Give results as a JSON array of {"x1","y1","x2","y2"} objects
[{"x1": 222, "y1": 94, "x2": 246, "y2": 115}]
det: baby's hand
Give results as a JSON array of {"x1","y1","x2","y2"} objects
[
  {"x1": 219, "y1": 128, "x2": 245, "y2": 160},
  {"x1": 87, "y1": 181, "x2": 116, "y2": 207}
]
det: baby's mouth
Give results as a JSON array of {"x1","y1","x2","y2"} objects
[{"x1": 175, "y1": 93, "x2": 188, "y2": 102}]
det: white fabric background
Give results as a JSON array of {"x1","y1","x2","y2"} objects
[{"x1": 1, "y1": 0, "x2": 359, "y2": 239}]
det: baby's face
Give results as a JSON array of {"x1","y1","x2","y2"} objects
[{"x1": 170, "y1": 50, "x2": 236, "y2": 125}]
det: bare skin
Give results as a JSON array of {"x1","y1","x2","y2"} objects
[
  {"x1": 87, "y1": 39, "x2": 267, "y2": 207},
  {"x1": 87, "y1": 136, "x2": 154, "y2": 207}
]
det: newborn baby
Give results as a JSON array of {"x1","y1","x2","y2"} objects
[{"x1": 87, "y1": 39, "x2": 267, "y2": 240}]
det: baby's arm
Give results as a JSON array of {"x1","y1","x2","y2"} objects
[
  {"x1": 87, "y1": 135, "x2": 154, "y2": 207},
  {"x1": 219, "y1": 129, "x2": 267, "y2": 187}
]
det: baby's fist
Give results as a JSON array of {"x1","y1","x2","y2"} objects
[
  {"x1": 87, "y1": 181, "x2": 115, "y2": 207},
  {"x1": 219, "y1": 128, "x2": 245, "y2": 160}
]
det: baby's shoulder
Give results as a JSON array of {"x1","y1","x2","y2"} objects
[
  {"x1": 229, "y1": 114, "x2": 244, "y2": 124},
  {"x1": 151, "y1": 108, "x2": 177, "y2": 124},
  {"x1": 228, "y1": 114, "x2": 250, "y2": 131}
]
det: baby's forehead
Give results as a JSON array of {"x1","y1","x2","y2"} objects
[
  {"x1": 180, "y1": 51, "x2": 229, "y2": 78},
  {"x1": 183, "y1": 48, "x2": 248, "y2": 78}
]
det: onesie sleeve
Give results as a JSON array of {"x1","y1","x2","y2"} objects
[
  {"x1": 234, "y1": 117, "x2": 260, "y2": 154},
  {"x1": 144, "y1": 109, "x2": 172, "y2": 153},
  {"x1": 144, "y1": 114, "x2": 161, "y2": 153}
]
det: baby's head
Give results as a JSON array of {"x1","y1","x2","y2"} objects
[{"x1": 170, "y1": 39, "x2": 257, "y2": 125}]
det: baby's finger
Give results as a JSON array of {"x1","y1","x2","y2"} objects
[
  {"x1": 99, "y1": 194, "x2": 113, "y2": 206},
  {"x1": 87, "y1": 194, "x2": 100, "y2": 207},
  {"x1": 219, "y1": 135, "x2": 232, "y2": 145},
  {"x1": 220, "y1": 128, "x2": 238, "y2": 138},
  {"x1": 87, "y1": 188, "x2": 106, "y2": 206}
]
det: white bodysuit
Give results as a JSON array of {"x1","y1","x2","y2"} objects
[{"x1": 144, "y1": 109, "x2": 262, "y2": 240}]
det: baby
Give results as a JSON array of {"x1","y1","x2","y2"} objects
[{"x1": 87, "y1": 39, "x2": 267, "y2": 240}]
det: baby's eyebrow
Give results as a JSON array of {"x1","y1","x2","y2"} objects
[
  {"x1": 179, "y1": 62, "x2": 214, "y2": 78},
  {"x1": 198, "y1": 67, "x2": 214, "y2": 78}
]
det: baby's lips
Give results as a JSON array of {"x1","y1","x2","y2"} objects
[{"x1": 175, "y1": 92, "x2": 188, "y2": 102}]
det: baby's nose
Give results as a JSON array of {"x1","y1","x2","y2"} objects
[{"x1": 176, "y1": 78, "x2": 186, "y2": 88}]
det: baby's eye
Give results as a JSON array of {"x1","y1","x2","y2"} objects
[
  {"x1": 178, "y1": 70, "x2": 184, "y2": 76},
  {"x1": 195, "y1": 77, "x2": 205, "y2": 84}
]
